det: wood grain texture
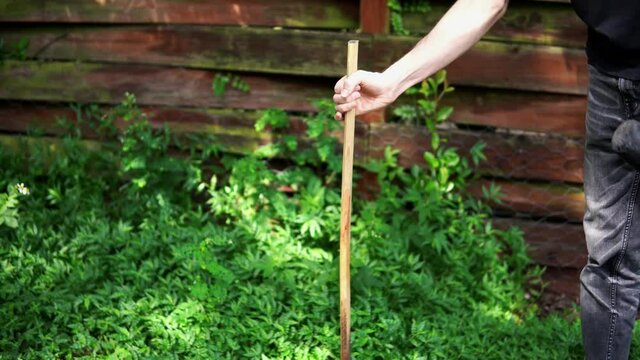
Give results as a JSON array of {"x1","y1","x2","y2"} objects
[
  {"x1": 0, "y1": 104, "x2": 271, "y2": 153},
  {"x1": 470, "y1": 180, "x2": 585, "y2": 222},
  {"x1": 368, "y1": 123, "x2": 584, "y2": 183},
  {"x1": 339, "y1": 40, "x2": 358, "y2": 360},
  {"x1": 493, "y1": 217, "x2": 586, "y2": 268},
  {"x1": 541, "y1": 267, "x2": 580, "y2": 301},
  {"x1": 360, "y1": 0, "x2": 389, "y2": 34},
  {"x1": 1, "y1": 26, "x2": 588, "y2": 94},
  {"x1": 0, "y1": 100, "x2": 582, "y2": 183},
  {"x1": 0, "y1": 0, "x2": 358, "y2": 29},
  {"x1": 403, "y1": 1, "x2": 586, "y2": 48},
  {"x1": 0, "y1": 61, "x2": 331, "y2": 112},
  {"x1": 0, "y1": 103, "x2": 370, "y2": 159},
  {"x1": 1, "y1": 61, "x2": 587, "y2": 134},
  {"x1": 440, "y1": 89, "x2": 586, "y2": 138}
]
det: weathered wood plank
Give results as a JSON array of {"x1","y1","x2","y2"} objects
[
  {"x1": 444, "y1": 90, "x2": 586, "y2": 138},
  {"x1": 0, "y1": 101, "x2": 585, "y2": 182},
  {"x1": 0, "y1": 104, "x2": 268, "y2": 154},
  {"x1": 493, "y1": 217, "x2": 586, "y2": 268},
  {"x1": 1, "y1": 61, "x2": 587, "y2": 136},
  {"x1": 540, "y1": 266, "x2": 580, "y2": 302},
  {"x1": 0, "y1": 103, "x2": 370, "y2": 160},
  {"x1": 0, "y1": 0, "x2": 358, "y2": 29},
  {"x1": 0, "y1": 61, "x2": 331, "y2": 112},
  {"x1": 470, "y1": 180, "x2": 585, "y2": 222},
  {"x1": 396, "y1": 88, "x2": 587, "y2": 137},
  {"x1": 404, "y1": 1, "x2": 586, "y2": 48},
  {"x1": 369, "y1": 122, "x2": 584, "y2": 183},
  {"x1": 1, "y1": 26, "x2": 588, "y2": 94},
  {"x1": 360, "y1": 0, "x2": 389, "y2": 34}
]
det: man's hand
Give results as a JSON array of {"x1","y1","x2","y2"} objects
[
  {"x1": 332, "y1": 0, "x2": 508, "y2": 122},
  {"x1": 332, "y1": 71, "x2": 397, "y2": 121}
]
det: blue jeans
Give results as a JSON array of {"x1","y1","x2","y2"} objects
[{"x1": 581, "y1": 65, "x2": 640, "y2": 359}]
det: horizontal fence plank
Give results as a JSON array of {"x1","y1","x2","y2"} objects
[
  {"x1": 0, "y1": 61, "x2": 332, "y2": 112},
  {"x1": 0, "y1": 0, "x2": 358, "y2": 29},
  {"x1": 0, "y1": 100, "x2": 585, "y2": 183},
  {"x1": 493, "y1": 217, "x2": 586, "y2": 268},
  {"x1": 369, "y1": 123, "x2": 584, "y2": 183},
  {"x1": 470, "y1": 180, "x2": 585, "y2": 222},
  {"x1": 1, "y1": 61, "x2": 587, "y2": 136},
  {"x1": 1, "y1": 26, "x2": 588, "y2": 94},
  {"x1": 399, "y1": 88, "x2": 587, "y2": 137},
  {"x1": 0, "y1": 103, "x2": 371, "y2": 160},
  {"x1": 0, "y1": 105, "x2": 269, "y2": 154},
  {"x1": 445, "y1": 90, "x2": 586, "y2": 137},
  {"x1": 541, "y1": 267, "x2": 580, "y2": 301},
  {"x1": 404, "y1": 1, "x2": 585, "y2": 48}
]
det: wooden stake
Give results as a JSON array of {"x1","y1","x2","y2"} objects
[{"x1": 340, "y1": 39, "x2": 358, "y2": 360}]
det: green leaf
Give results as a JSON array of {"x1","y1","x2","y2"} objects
[
  {"x1": 256, "y1": 108, "x2": 289, "y2": 132},
  {"x1": 254, "y1": 144, "x2": 279, "y2": 158},
  {"x1": 423, "y1": 151, "x2": 439, "y2": 169},
  {"x1": 435, "y1": 70, "x2": 447, "y2": 85},
  {"x1": 431, "y1": 132, "x2": 440, "y2": 150},
  {"x1": 4, "y1": 215, "x2": 18, "y2": 229},
  {"x1": 436, "y1": 106, "x2": 453, "y2": 122},
  {"x1": 191, "y1": 283, "x2": 209, "y2": 300},
  {"x1": 212, "y1": 73, "x2": 230, "y2": 97},
  {"x1": 470, "y1": 141, "x2": 487, "y2": 165}
]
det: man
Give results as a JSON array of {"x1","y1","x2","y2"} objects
[{"x1": 333, "y1": 0, "x2": 640, "y2": 358}]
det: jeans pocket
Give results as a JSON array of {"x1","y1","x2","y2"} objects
[{"x1": 612, "y1": 119, "x2": 640, "y2": 168}]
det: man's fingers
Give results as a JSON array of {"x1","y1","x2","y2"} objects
[
  {"x1": 334, "y1": 71, "x2": 367, "y2": 121},
  {"x1": 345, "y1": 91, "x2": 360, "y2": 103},
  {"x1": 333, "y1": 91, "x2": 360, "y2": 104},
  {"x1": 336, "y1": 101, "x2": 357, "y2": 113},
  {"x1": 334, "y1": 76, "x2": 347, "y2": 94},
  {"x1": 340, "y1": 70, "x2": 367, "y2": 98}
]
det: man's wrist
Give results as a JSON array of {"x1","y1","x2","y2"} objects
[{"x1": 379, "y1": 70, "x2": 405, "y2": 102}]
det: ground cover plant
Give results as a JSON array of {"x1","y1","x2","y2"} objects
[{"x1": 3, "y1": 91, "x2": 635, "y2": 359}]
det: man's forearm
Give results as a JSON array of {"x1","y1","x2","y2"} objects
[{"x1": 383, "y1": 0, "x2": 508, "y2": 99}]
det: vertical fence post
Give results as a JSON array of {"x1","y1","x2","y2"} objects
[
  {"x1": 359, "y1": 0, "x2": 389, "y2": 124},
  {"x1": 360, "y1": 0, "x2": 390, "y2": 34}
]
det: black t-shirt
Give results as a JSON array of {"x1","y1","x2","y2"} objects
[{"x1": 571, "y1": 0, "x2": 640, "y2": 80}]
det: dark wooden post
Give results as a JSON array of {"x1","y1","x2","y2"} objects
[
  {"x1": 360, "y1": 0, "x2": 390, "y2": 34},
  {"x1": 359, "y1": 0, "x2": 389, "y2": 124}
]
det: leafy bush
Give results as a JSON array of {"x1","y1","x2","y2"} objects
[
  {"x1": 388, "y1": 0, "x2": 431, "y2": 35},
  {"x1": 0, "y1": 183, "x2": 30, "y2": 228},
  {"x1": 0, "y1": 94, "x2": 598, "y2": 359}
]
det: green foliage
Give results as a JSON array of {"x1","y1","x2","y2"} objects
[
  {"x1": 393, "y1": 70, "x2": 452, "y2": 125},
  {"x1": 212, "y1": 72, "x2": 250, "y2": 97},
  {"x1": 0, "y1": 93, "x2": 601, "y2": 359},
  {"x1": 0, "y1": 183, "x2": 30, "y2": 228},
  {"x1": 392, "y1": 70, "x2": 456, "y2": 155},
  {"x1": 0, "y1": 37, "x2": 29, "y2": 63},
  {"x1": 388, "y1": 0, "x2": 431, "y2": 35}
]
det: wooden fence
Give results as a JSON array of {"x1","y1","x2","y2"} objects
[{"x1": 0, "y1": 0, "x2": 587, "y2": 300}]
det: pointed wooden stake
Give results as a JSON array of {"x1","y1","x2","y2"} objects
[{"x1": 340, "y1": 39, "x2": 358, "y2": 360}]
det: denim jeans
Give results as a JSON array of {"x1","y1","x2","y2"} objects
[{"x1": 581, "y1": 65, "x2": 640, "y2": 359}]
